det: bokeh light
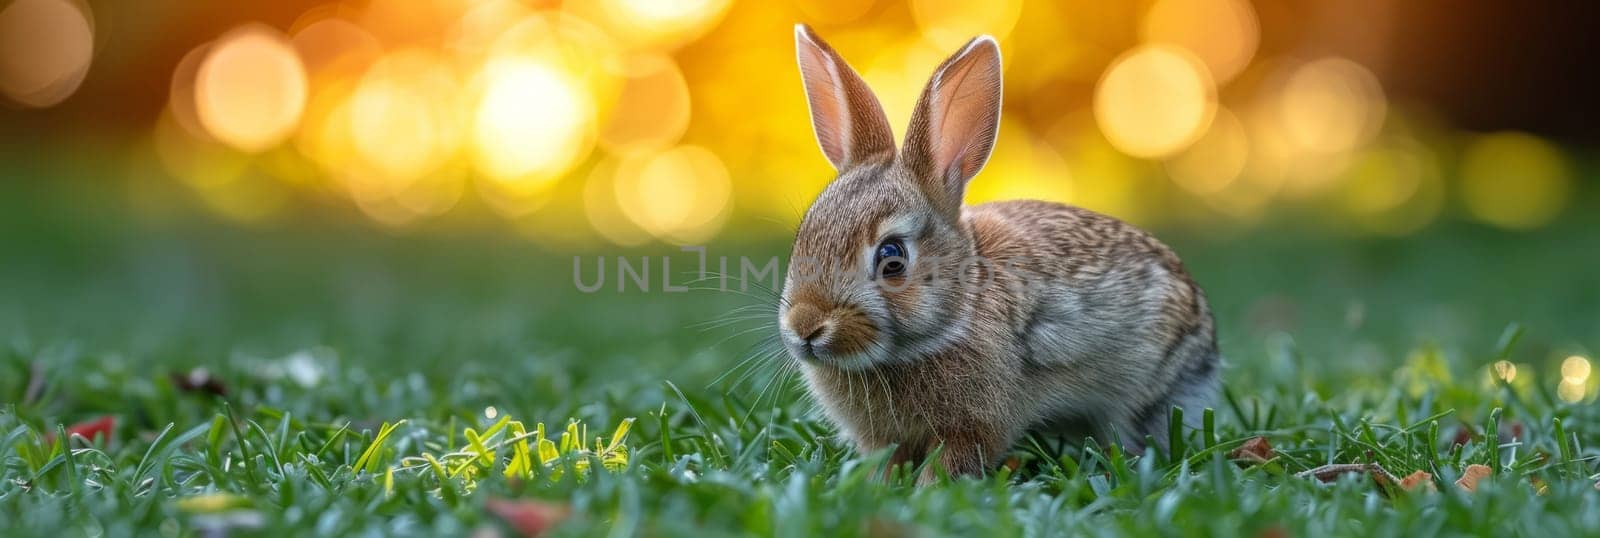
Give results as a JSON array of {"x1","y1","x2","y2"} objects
[
  {"x1": 911, "y1": 0, "x2": 1024, "y2": 50},
  {"x1": 966, "y1": 119, "x2": 1074, "y2": 205},
  {"x1": 571, "y1": 0, "x2": 733, "y2": 51},
  {"x1": 290, "y1": 12, "x2": 383, "y2": 77},
  {"x1": 195, "y1": 25, "x2": 309, "y2": 153},
  {"x1": 1140, "y1": 0, "x2": 1259, "y2": 84},
  {"x1": 1274, "y1": 57, "x2": 1386, "y2": 155},
  {"x1": 1562, "y1": 356, "x2": 1591, "y2": 383},
  {"x1": 471, "y1": 57, "x2": 594, "y2": 187},
  {"x1": 1458, "y1": 131, "x2": 1571, "y2": 230},
  {"x1": 1166, "y1": 106, "x2": 1249, "y2": 195},
  {"x1": 0, "y1": 0, "x2": 94, "y2": 108},
  {"x1": 1336, "y1": 139, "x2": 1443, "y2": 236},
  {"x1": 1492, "y1": 360, "x2": 1517, "y2": 383},
  {"x1": 1094, "y1": 45, "x2": 1217, "y2": 159},
  {"x1": 1558, "y1": 355, "x2": 1593, "y2": 403},
  {"x1": 796, "y1": 0, "x2": 878, "y2": 26},
  {"x1": 348, "y1": 50, "x2": 463, "y2": 182},
  {"x1": 598, "y1": 54, "x2": 690, "y2": 156},
  {"x1": 613, "y1": 145, "x2": 732, "y2": 244},
  {"x1": 90, "y1": 1, "x2": 1579, "y2": 242}
]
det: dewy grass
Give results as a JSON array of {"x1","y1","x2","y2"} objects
[{"x1": 2, "y1": 186, "x2": 1600, "y2": 535}]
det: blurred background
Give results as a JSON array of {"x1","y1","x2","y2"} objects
[{"x1": 1, "y1": 0, "x2": 1596, "y2": 405}]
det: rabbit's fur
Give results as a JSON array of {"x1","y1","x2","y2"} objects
[{"x1": 780, "y1": 24, "x2": 1219, "y2": 483}]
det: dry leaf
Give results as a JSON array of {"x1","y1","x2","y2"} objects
[
  {"x1": 486, "y1": 498, "x2": 569, "y2": 537},
  {"x1": 1002, "y1": 456, "x2": 1021, "y2": 472},
  {"x1": 1230, "y1": 436, "x2": 1274, "y2": 464},
  {"x1": 1455, "y1": 464, "x2": 1492, "y2": 492},
  {"x1": 171, "y1": 368, "x2": 229, "y2": 396},
  {"x1": 1400, "y1": 470, "x2": 1436, "y2": 492},
  {"x1": 45, "y1": 415, "x2": 117, "y2": 444},
  {"x1": 1295, "y1": 463, "x2": 1402, "y2": 493}
]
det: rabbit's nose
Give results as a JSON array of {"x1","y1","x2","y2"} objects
[{"x1": 784, "y1": 303, "x2": 828, "y2": 350}]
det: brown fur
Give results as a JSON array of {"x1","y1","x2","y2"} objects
[{"x1": 782, "y1": 25, "x2": 1219, "y2": 483}]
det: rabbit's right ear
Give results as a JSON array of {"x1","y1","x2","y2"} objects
[{"x1": 794, "y1": 24, "x2": 895, "y2": 171}]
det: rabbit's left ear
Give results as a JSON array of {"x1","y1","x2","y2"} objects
[{"x1": 902, "y1": 36, "x2": 1002, "y2": 217}]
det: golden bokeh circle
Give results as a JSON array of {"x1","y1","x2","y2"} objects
[
  {"x1": 0, "y1": 0, "x2": 94, "y2": 108},
  {"x1": 613, "y1": 145, "x2": 733, "y2": 244},
  {"x1": 1458, "y1": 131, "x2": 1571, "y2": 230},
  {"x1": 1094, "y1": 45, "x2": 1217, "y2": 159},
  {"x1": 1166, "y1": 106, "x2": 1249, "y2": 195},
  {"x1": 1275, "y1": 57, "x2": 1386, "y2": 155},
  {"x1": 195, "y1": 25, "x2": 309, "y2": 153},
  {"x1": 1140, "y1": 0, "x2": 1259, "y2": 84}
]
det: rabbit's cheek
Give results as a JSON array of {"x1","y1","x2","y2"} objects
[{"x1": 825, "y1": 309, "x2": 878, "y2": 358}]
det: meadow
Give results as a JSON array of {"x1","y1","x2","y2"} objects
[{"x1": 2, "y1": 164, "x2": 1599, "y2": 536}]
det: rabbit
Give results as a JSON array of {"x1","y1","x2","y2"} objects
[{"x1": 778, "y1": 24, "x2": 1220, "y2": 484}]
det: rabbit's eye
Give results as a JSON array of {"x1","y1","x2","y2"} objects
[{"x1": 874, "y1": 239, "x2": 907, "y2": 278}]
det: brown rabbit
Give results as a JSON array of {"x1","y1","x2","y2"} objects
[{"x1": 779, "y1": 24, "x2": 1220, "y2": 483}]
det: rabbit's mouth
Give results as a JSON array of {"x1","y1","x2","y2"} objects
[{"x1": 780, "y1": 303, "x2": 885, "y2": 367}]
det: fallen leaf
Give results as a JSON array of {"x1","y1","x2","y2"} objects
[
  {"x1": 171, "y1": 368, "x2": 229, "y2": 396},
  {"x1": 1295, "y1": 463, "x2": 1401, "y2": 493},
  {"x1": 45, "y1": 415, "x2": 116, "y2": 445},
  {"x1": 1455, "y1": 464, "x2": 1492, "y2": 492},
  {"x1": 1399, "y1": 470, "x2": 1436, "y2": 492},
  {"x1": 1230, "y1": 436, "x2": 1274, "y2": 464},
  {"x1": 1002, "y1": 456, "x2": 1021, "y2": 472},
  {"x1": 486, "y1": 498, "x2": 570, "y2": 537}
]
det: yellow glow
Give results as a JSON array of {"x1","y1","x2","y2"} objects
[
  {"x1": 613, "y1": 146, "x2": 732, "y2": 244},
  {"x1": 584, "y1": 160, "x2": 653, "y2": 247},
  {"x1": 167, "y1": 44, "x2": 215, "y2": 141},
  {"x1": 965, "y1": 118, "x2": 1073, "y2": 205},
  {"x1": 1459, "y1": 132, "x2": 1571, "y2": 230},
  {"x1": 599, "y1": 55, "x2": 691, "y2": 156},
  {"x1": 572, "y1": 0, "x2": 732, "y2": 51},
  {"x1": 1275, "y1": 58, "x2": 1386, "y2": 154},
  {"x1": 448, "y1": 0, "x2": 535, "y2": 58},
  {"x1": 347, "y1": 49, "x2": 463, "y2": 187},
  {"x1": 911, "y1": 0, "x2": 1024, "y2": 50},
  {"x1": 153, "y1": 107, "x2": 249, "y2": 191},
  {"x1": 1493, "y1": 360, "x2": 1517, "y2": 383},
  {"x1": 1337, "y1": 140, "x2": 1442, "y2": 235},
  {"x1": 862, "y1": 37, "x2": 949, "y2": 142},
  {"x1": 471, "y1": 58, "x2": 595, "y2": 188},
  {"x1": 1095, "y1": 45, "x2": 1217, "y2": 159},
  {"x1": 0, "y1": 0, "x2": 94, "y2": 108},
  {"x1": 1562, "y1": 356, "x2": 1591, "y2": 383},
  {"x1": 290, "y1": 15, "x2": 382, "y2": 77},
  {"x1": 1141, "y1": 0, "x2": 1259, "y2": 84},
  {"x1": 196, "y1": 26, "x2": 309, "y2": 153},
  {"x1": 1558, "y1": 379, "x2": 1586, "y2": 403},
  {"x1": 1166, "y1": 107, "x2": 1248, "y2": 195},
  {"x1": 797, "y1": 0, "x2": 878, "y2": 25}
]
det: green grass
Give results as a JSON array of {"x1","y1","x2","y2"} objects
[{"x1": 2, "y1": 172, "x2": 1599, "y2": 536}]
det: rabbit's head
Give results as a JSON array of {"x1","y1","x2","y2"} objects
[{"x1": 779, "y1": 24, "x2": 1003, "y2": 370}]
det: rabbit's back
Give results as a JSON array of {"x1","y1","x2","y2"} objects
[{"x1": 965, "y1": 200, "x2": 1219, "y2": 447}]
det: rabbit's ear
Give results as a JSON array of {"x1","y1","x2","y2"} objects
[
  {"x1": 795, "y1": 24, "x2": 895, "y2": 171},
  {"x1": 902, "y1": 36, "x2": 1002, "y2": 216}
]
